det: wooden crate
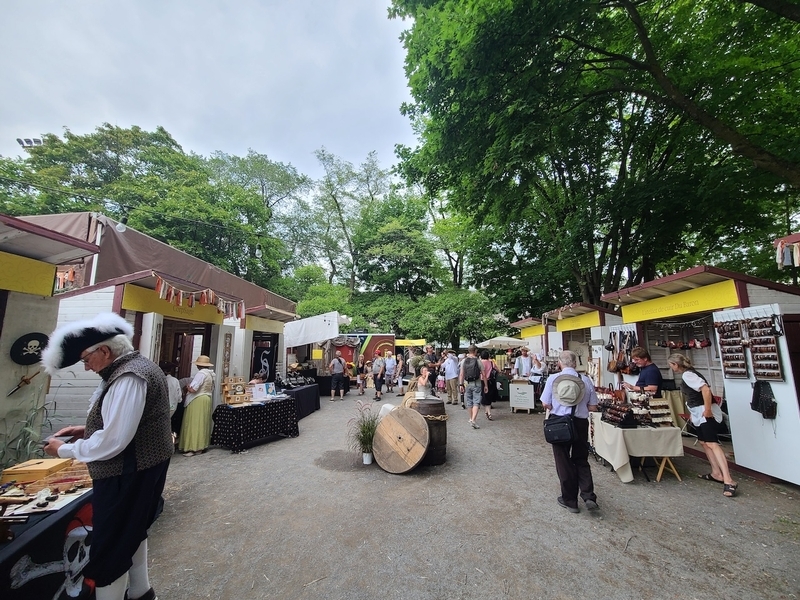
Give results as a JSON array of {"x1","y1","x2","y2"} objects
[{"x1": 1, "y1": 458, "x2": 74, "y2": 484}]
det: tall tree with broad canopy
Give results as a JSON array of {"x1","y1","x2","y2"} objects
[
  {"x1": 391, "y1": 0, "x2": 799, "y2": 308},
  {"x1": 0, "y1": 124, "x2": 286, "y2": 289}
]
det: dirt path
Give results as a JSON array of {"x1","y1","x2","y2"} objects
[{"x1": 148, "y1": 397, "x2": 800, "y2": 599}]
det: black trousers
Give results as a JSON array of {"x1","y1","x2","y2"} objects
[
  {"x1": 85, "y1": 459, "x2": 170, "y2": 586},
  {"x1": 551, "y1": 417, "x2": 596, "y2": 508}
]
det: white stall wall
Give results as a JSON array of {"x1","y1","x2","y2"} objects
[
  {"x1": 713, "y1": 304, "x2": 800, "y2": 485},
  {"x1": 0, "y1": 292, "x2": 60, "y2": 460},
  {"x1": 45, "y1": 288, "x2": 115, "y2": 433}
]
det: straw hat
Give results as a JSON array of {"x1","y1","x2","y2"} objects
[{"x1": 194, "y1": 355, "x2": 214, "y2": 368}]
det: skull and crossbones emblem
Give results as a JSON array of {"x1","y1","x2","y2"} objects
[
  {"x1": 10, "y1": 503, "x2": 93, "y2": 599},
  {"x1": 22, "y1": 339, "x2": 42, "y2": 356}
]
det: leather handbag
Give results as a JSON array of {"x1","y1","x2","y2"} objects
[{"x1": 543, "y1": 406, "x2": 577, "y2": 444}]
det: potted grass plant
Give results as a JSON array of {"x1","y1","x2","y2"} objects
[{"x1": 347, "y1": 401, "x2": 380, "y2": 464}]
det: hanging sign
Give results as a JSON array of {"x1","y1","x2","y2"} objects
[
  {"x1": 556, "y1": 311, "x2": 601, "y2": 332},
  {"x1": 621, "y1": 280, "x2": 739, "y2": 323}
]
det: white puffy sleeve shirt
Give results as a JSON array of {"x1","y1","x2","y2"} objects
[{"x1": 57, "y1": 374, "x2": 147, "y2": 463}]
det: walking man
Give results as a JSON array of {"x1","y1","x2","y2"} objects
[
  {"x1": 329, "y1": 350, "x2": 347, "y2": 401},
  {"x1": 443, "y1": 349, "x2": 460, "y2": 405},
  {"x1": 459, "y1": 345, "x2": 487, "y2": 428},
  {"x1": 42, "y1": 312, "x2": 172, "y2": 600},
  {"x1": 540, "y1": 350, "x2": 600, "y2": 513}
]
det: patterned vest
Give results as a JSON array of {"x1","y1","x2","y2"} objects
[
  {"x1": 680, "y1": 368, "x2": 709, "y2": 408},
  {"x1": 85, "y1": 351, "x2": 173, "y2": 480}
]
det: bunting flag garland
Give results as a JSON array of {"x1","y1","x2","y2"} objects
[{"x1": 153, "y1": 274, "x2": 245, "y2": 319}]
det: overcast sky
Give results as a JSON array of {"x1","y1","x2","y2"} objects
[{"x1": 0, "y1": 1, "x2": 417, "y2": 179}]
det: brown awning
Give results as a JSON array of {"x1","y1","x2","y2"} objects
[{"x1": 0, "y1": 213, "x2": 98, "y2": 264}]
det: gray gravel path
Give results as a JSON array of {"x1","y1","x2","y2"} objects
[{"x1": 149, "y1": 397, "x2": 799, "y2": 600}]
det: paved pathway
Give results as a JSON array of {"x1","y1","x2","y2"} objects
[{"x1": 149, "y1": 397, "x2": 800, "y2": 599}]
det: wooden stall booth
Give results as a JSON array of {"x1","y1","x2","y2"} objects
[{"x1": 601, "y1": 266, "x2": 800, "y2": 485}]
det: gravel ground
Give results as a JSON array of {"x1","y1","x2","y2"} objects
[{"x1": 148, "y1": 396, "x2": 800, "y2": 600}]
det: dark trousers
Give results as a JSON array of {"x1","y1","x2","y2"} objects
[{"x1": 551, "y1": 417, "x2": 596, "y2": 508}]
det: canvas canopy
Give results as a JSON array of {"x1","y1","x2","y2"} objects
[
  {"x1": 284, "y1": 312, "x2": 351, "y2": 348},
  {"x1": 476, "y1": 336, "x2": 523, "y2": 349}
]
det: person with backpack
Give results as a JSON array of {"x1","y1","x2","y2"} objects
[
  {"x1": 459, "y1": 345, "x2": 488, "y2": 429},
  {"x1": 328, "y1": 350, "x2": 347, "y2": 402}
]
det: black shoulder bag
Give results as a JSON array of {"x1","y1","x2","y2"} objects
[{"x1": 543, "y1": 405, "x2": 577, "y2": 444}]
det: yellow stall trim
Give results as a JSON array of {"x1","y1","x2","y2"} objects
[
  {"x1": 244, "y1": 315, "x2": 283, "y2": 333},
  {"x1": 0, "y1": 250, "x2": 56, "y2": 297},
  {"x1": 556, "y1": 311, "x2": 601, "y2": 332},
  {"x1": 520, "y1": 324, "x2": 546, "y2": 337},
  {"x1": 122, "y1": 284, "x2": 223, "y2": 324},
  {"x1": 621, "y1": 279, "x2": 739, "y2": 323}
]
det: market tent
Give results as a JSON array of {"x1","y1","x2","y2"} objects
[
  {"x1": 284, "y1": 311, "x2": 351, "y2": 348},
  {"x1": 476, "y1": 336, "x2": 523, "y2": 349}
]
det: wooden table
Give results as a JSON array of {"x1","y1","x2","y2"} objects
[{"x1": 589, "y1": 413, "x2": 683, "y2": 483}]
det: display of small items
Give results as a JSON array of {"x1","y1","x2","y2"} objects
[
  {"x1": 221, "y1": 376, "x2": 253, "y2": 404},
  {"x1": 647, "y1": 397, "x2": 674, "y2": 426},
  {"x1": 745, "y1": 316, "x2": 784, "y2": 381},
  {"x1": 716, "y1": 321, "x2": 748, "y2": 379}
]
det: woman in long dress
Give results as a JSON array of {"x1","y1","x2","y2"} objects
[{"x1": 179, "y1": 355, "x2": 215, "y2": 456}]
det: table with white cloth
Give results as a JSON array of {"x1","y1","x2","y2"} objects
[{"x1": 589, "y1": 413, "x2": 684, "y2": 483}]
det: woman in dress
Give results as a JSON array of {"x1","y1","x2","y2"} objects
[
  {"x1": 668, "y1": 353, "x2": 737, "y2": 497},
  {"x1": 480, "y1": 349, "x2": 499, "y2": 420},
  {"x1": 356, "y1": 354, "x2": 367, "y2": 395},
  {"x1": 179, "y1": 355, "x2": 215, "y2": 457}
]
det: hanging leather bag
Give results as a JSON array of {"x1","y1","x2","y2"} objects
[{"x1": 606, "y1": 332, "x2": 618, "y2": 373}]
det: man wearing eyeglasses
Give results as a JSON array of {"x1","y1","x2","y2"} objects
[{"x1": 42, "y1": 313, "x2": 172, "y2": 600}]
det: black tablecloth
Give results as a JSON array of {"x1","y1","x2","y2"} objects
[
  {"x1": 314, "y1": 375, "x2": 351, "y2": 397},
  {"x1": 284, "y1": 384, "x2": 320, "y2": 420},
  {"x1": 1, "y1": 490, "x2": 94, "y2": 599},
  {"x1": 211, "y1": 397, "x2": 300, "y2": 453}
]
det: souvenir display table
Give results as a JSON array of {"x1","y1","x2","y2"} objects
[
  {"x1": 211, "y1": 396, "x2": 300, "y2": 453},
  {"x1": 589, "y1": 413, "x2": 683, "y2": 483},
  {"x1": 314, "y1": 375, "x2": 350, "y2": 398},
  {"x1": 283, "y1": 384, "x2": 321, "y2": 420},
  {"x1": 1, "y1": 490, "x2": 93, "y2": 599}
]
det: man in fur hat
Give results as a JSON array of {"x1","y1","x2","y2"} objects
[
  {"x1": 42, "y1": 313, "x2": 172, "y2": 600},
  {"x1": 540, "y1": 350, "x2": 600, "y2": 514}
]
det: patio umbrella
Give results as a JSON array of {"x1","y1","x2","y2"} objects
[{"x1": 476, "y1": 336, "x2": 523, "y2": 349}]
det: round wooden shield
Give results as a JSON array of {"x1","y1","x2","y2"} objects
[
  {"x1": 373, "y1": 408, "x2": 429, "y2": 474},
  {"x1": 10, "y1": 333, "x2": 49, "y2": 366}
]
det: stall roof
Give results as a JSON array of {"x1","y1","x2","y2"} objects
[
  {"x1": 0, "y1": 213, "x2": 98, "y2": 264},
  {"x1": 509, "y1": 317, "x2": 541, "y2": 328},
  {"x1": 246, "y1": 304, "x2": 298, "y2": 323},
  {"x1": 773, "y1": 233, "x2": 800, "y2": 247},
  {"x1": 542, "y1": 302, "x2": 617, "y2": 320},
  {"x1": 601, "y1": 265, "x2": 800, "y2": 306},
  {"x1": 19, "y1": 212, "x2": 296, "y2": 318}
]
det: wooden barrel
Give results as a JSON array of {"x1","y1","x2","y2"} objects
[{"x1": 412, "y1": 399, "x2": 447, "y2": 465}]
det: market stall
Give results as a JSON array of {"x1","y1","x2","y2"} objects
[
  {"x1": 210, "y1": 396, "x2": 300, "y2": 453},
  {"x1": 589, "y1": 413, "x2": 684, "y2": 483},
  {"x1": 601, "y1": 265, "x2": 800, "y2": 485}
]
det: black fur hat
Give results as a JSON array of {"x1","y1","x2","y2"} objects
[{"x1": 41, "y1": 313, "x2": 133, "y2": 375}]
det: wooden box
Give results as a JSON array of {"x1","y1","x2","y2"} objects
[{"x1": 1, "y1": 458, "x2": 74, "y2": 484}]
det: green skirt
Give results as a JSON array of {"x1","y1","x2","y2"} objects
[{"x1": 178, "y1": 394, "x2": 212, "y2": 452}]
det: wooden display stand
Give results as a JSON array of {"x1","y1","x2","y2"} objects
[{"x1": 221, "y1": 376, "x2": 252, "y2": 405}]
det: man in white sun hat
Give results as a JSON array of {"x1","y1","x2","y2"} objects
[
  {"x1": 41, "y1": 312, "x2": 171, "y2": 600},
  {"x1": 540, "y1": 350, "x2": 599, "y2": 514}
]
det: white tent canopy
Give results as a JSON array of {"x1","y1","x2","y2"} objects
[
  {"x1": 284, "y1": 311, "x2": 352, "y2": 348},
  {"x1": 476, "y1": 336, "x2": 523, "y2": 349}
]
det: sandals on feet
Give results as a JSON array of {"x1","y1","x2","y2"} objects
[
  {"x1": 698, "y1": 473, "x2": 724, "y2": 483},
  {"x1": 485, "y1": 413, "x2": 493, "y2": 420},
  {"x1": 723, "y1": 483, "x2": 737, "y2": 498}
]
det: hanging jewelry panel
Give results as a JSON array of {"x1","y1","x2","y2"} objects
[
  {"x1": 716, "y1": 321, "x2": 748, "y2": 379},
  {"x1": 745, "y1": 316, "x2": 784, "y2": 381}
]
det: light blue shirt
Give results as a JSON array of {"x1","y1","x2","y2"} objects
[{"x1": 540, "y1": 367, "x2": 598, "y2": 418}]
